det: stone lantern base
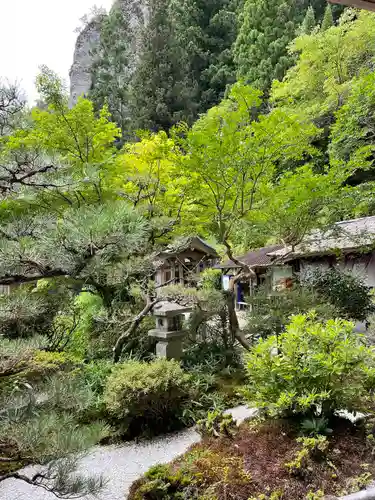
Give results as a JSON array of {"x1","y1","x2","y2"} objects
[{"x1": 148, "y1": 329, "x2": 187, "y2": 360}]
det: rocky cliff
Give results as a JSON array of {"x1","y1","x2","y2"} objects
[
  {"x1": 69, "y1": 0, "x2": 149, "y2": 108},
  {"x1": 69, "y1": 18, "x2": 102, "y2": 107}
]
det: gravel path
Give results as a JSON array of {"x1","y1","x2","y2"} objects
[{"x1": 0, "y1": 406, "x2": 256, "y2": 500}]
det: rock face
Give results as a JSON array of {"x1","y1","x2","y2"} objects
[
  {"x1": 69, "y1": 18, "x2": 102, "y2": 108},
  {"x1": 123, "y1": 0, "x2": 150, "y2": 70},
  {"x1": 69, "y1": 0, "x2": 149, "y2": 108}
]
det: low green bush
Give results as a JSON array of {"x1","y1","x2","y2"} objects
[
  {"x1": 196, "y1": 409, "x2": 237, "y2": 438},
  {"x1": 245, "y1": 285, "x2": 338, "y2": 342},
  {"x1": 80, "y1": 360, "x2": 114, "y2": 395},
  {"x1": 103, "y1": 359, "x2": 190, "y2": 436},
  {"x1": 16, "y1": 350, "x2": 81, "y2": 382},
  {"x1": 182, "y1": 339, "x2": 244, "y2": 375},
  {"x1": 77, "y1": 361, "x2": 115, "y2": 421},
  {"x1": 129, "y1": 448, "x2": 251, "y2": 500},
  {"x1": 129, "y1": 462, "x2": 195, "y2": 500},
  {"x1": 245, "y1": 313, "x2": 375, "y2": 418},
  {"x1": 304, "y1": 268, "x2": 375, "y2": 321}
]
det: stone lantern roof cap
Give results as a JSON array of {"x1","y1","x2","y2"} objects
[{"x1": 153, "y1": 301, "x2": 192, "y2": 317}]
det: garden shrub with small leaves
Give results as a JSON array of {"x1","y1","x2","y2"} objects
[
  {"x1": 103, "y1": 358, "x2": 191, "y2": 436},
  {"x1": 304, "y1": 267, "x2": 375, "y2": 321},
  {"x1": 16, "y1": 350, "x2": 81, "y2": 382},
  {"x1": 285, "y1": 436, "x2": 328, "y2": 476},
  {"x1": 245, "y1": 313, "x2": 375, "y2": 418},
  {"x1": 196, "y1": 409, "x2": 237, "y2": 439},
  {"x1": 129, "y1": 448, "x2": 251, "y2": 500}
]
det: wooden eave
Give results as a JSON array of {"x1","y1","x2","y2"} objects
[{"x1": 329, "y1": 0, "x2": 375, "y2": 12}]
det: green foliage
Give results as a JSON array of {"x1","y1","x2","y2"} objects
[
  {"x1": 181, "y1": 371, "x2": 235, "y2": 425},
  {"x1": 131, "y1": 0, "x2": 239, "y2": 132},
  {"x1": 260, "y1": 164, "x2": 358, "y2": 246},
  {"x1": 271, "y1": 11, "x2": 375, "y2": 120},
  {"x1": 129, "y1": 462, "x2": 194, "y2": 499},
  {"x1": 89, "y1": 307, "x2": 156, "y2": 361},
  {"x1": 16, "y1": 350, "x2": 80, "y2": 382},
  {"x1": 199, "y1": 268, "x2": 222, "y2": 291},
  {"x1": 234, "y1": 0, "x2": 327, "y2": 91},
  {"x1": 103, "y1": 359, "x2": 190, "y2": 436},
  {"x1": 112, "y1": 131, "x2": 189, "y2": 241},
  {"x1": 330, "y1": 71, "x2": 375, "y2": 172},
  {"x1": 0, "y1": 409, "x2": 105, "y2": 464},
  {"x1": 245, "y1": 285, "x2": 339, "y2": 342},
  {"x1": 67, "y1": 292, "x2": 104, "y2": 358},
  {"x1": 34, "y1": 67, "x2": 120, "y2": 168},
  {"x1": 182, "y1": 338, "x2": 244, "y2": 375},
  {"x1": 89, "y1": 4, "x2": 134, "y2": 139},
  {"x1": 321, "y1": 4, "x2": 334, "y2": 31},
  {"x1": 196, "y1": 409, "x2": 237, "y2": 438},
  {"x1": 301, "y1": 417, "x2": 332, "y2": 436},
  {"x1": 182, "y1": 82, "x2": 318, "y2": 244},
  {"x1": 245, "y1": 314, "x2": 375, "y2": 418},
  {"x1": 306, "y1": 491, "x2": 325, "y2": 500},
  {"x1": 301, "y1": 6, "x2": 317, "y2": 35},
  {"x1": 0, "y1": 280, "x2": 74, "y2": 340},
  {"x1": 304, "y1": 267, "x2": 375, "y2": 321},
  {"x1": 341, "y1": 472, "x2": 373, "y2": 495},
  {"x1": 285, "y1": 436, "x2": 328, "y2": 476},
  {"x1": 129, "y1": 448, "x2": 251, "y2": 500},
  {"x1": 0, "y1": 287, "x2": 54, "y2": 339},
  {"x1": 80, "y1": 360, "x2": 114, "y2": 395},
  {"x1": 0, "y1": 369, "x2": 108, "y2": 496}
]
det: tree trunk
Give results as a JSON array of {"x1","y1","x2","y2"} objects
[
  {"x1": 113, "y1": 296, "x2": 160, "y2": 362},
  {"x1": 225, "y1": 291, "x2": 251, "y2": 351}
]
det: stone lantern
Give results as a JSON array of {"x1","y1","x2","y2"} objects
[{"x1": 148, "y1": 301, "x2": 192, "y2": 360}]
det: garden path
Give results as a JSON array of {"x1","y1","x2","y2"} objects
[{"x1": 0, "y1": 405, "x2": 256, "y2": 500}]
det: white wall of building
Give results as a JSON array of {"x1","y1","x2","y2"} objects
[{"x1": 300, "y1": 251, "x2": 375, "y2": 287}]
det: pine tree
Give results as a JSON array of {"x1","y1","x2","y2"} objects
[
  {"x1": 301, "y1": 6, "x2": 316, "y2": 34},
  {"x1": 234, "y1": 0, "x2": 327, "y2": 92},
  {"x1": 89, "y1": 3, "x2": 135, "y2": 141},
  {"x1": 130, "y1": 0, "x2": 187, "y2": 132},
  {"x1": 321, "y1": 4, "x2": 334, "y2": 31},
  {"x1": 131, "y1": 0, "x2": 239, "y2": 132}
]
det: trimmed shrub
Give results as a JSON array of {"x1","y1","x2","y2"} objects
[
  {"x1": 16, "y1": 350, "x2": 81, "y2": 382},
  {"x1": 245, "y1": 285, "x2": 339, "y2": 342},
  {"x1": 182, "y1": 338, "x2": 243, "y2": 375},
  {"x1": 103, "y1": 359, "x2": 190, "y2": 436},
  {"x1": 245, "y1": 313, "x2": 375, "y2": 418},
  {"x1": 304, "y1": 267, "x2": 375, "y2": 321}
]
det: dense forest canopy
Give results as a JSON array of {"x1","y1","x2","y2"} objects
[{"x1": 87, "y1": 0, "x2": 345, "y2": 136}]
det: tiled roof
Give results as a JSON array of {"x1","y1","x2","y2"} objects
[
  {"x1": 268, "y1": 216, "x2": 375, "y2": 261},
  {"x1": 159, "y1": 236, "x2": 218, "y2": 258},
  {"x1": 218, "y1": 244, "x2": 284, "y2": 269},
  {"x1": 329, "y1": 0, "x2": 375, "y2": 13},
  {"x1": 218, "y1": 216, "x2": 375, "y2": 270}
]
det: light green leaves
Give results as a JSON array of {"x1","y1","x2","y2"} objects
[{"x1": 245, "y1": 314, "x2": 375, "y2": 417}]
